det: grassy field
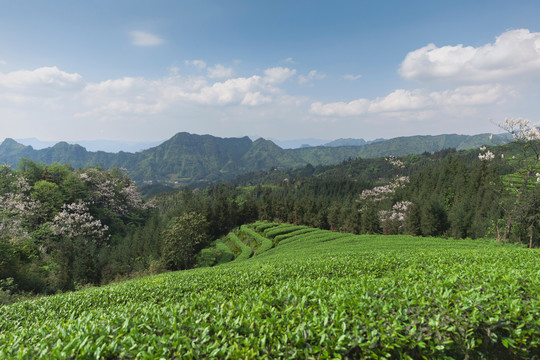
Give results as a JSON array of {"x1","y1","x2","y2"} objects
[{"x1": 1, "y1": 223, "x2": 539, "y2": 359}]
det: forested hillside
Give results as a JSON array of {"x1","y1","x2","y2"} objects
[
  {"x1": 1, "y1": 120, "x2": 538, "y2": 304},
  {"x1": 0, "y1": 132, "x2": 509, "y2": 186}
]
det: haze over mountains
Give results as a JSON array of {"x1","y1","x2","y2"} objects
[
  {"x1": 1, "y1": 131, "x2": 510, "y2": 186},
  {"x1": 15, "y1": 138, "x2": 164, "y2": 153},
  {"x1": 16, "y1": 136, "x2": 378, "y2": 152}
]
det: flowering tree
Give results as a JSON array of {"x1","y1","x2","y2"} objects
[
  {"x1": 79, "y1": 168, "x2": 142, "y2": 214},
  {"x1": 0, "y1": 161, "x2": 154, "y2": 292},
  {"x1": 0, "y1": 166, "x2": 40, "y2": 242},
  {"x1": 357, "y1": 157, "x2": 411, "y2": 234},
  {"x1": 484, "y1": 118, "x2": 540, "y2": 247},
  {"x1": 50, "y1": 201, "x2": 110, "y2": 245}
]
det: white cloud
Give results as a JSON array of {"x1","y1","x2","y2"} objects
[
  {"x1": 207, "y1": 64, "x2": 234, "y2": 79},
  {"x1": 185, "y1": 59, "x2": 207, "y2": 69},
  {"x1": 263, "y1": 67, "x2": 296, "y2": 84},
  {"x1": 368, "y1": 89, "x2": 432, "y2": 113},
  {"x1": 399, "y1": 29, "x2": 540, "y2": 84},
  {"x1": 180, "y1": 76, "x2": 277, "y2": 106},
  {"x1": 298, "y1": 70, "x2": 326, "y2": 85},
  {"x1": 76, "y1": 65, "x2": 295, "y2": 120},
  {"x1": 431, "y1": 84, "x2": 508, "y2": 107},
  {"x1": 283, "y1": 57, "x2": 296, "y2": 64},
  {"x1": 241, "y1": 91, "x2": 272, "y2": 106},
  {"x1": 310, "y1": 84, "x2": 508, "y2": 117},
  {"x1": 0, "y1": 59, "x2": 6, "y2": 65},
  {"x1": 343, "y1": 74, "x2": 362, "y2": 80},
  {"x1": 311, "y1": 98, "x2": 370, "y2": 116},
  {"x1": 0, "y1": 66, "x2": 84, "y2": 96},
  {"x1": 84, "y1": 77, "x2": 145, "y2": 94},
  {"x1": 130, "y1": 30, "x2": 164, "y2": 47}
]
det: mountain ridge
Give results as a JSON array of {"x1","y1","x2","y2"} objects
[{"x1": 0, "y1": 131, "x2": 510, "y2": 185}]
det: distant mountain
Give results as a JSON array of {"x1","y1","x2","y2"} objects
[
  {"x1": 0, "y1": 132, "x2": 511, "y2": 186},
  {"x1": 268, "y1": 138, "x2": 329, "y2": 149},
  {"x1": 323, "y1": 138, "x2": 386, "y2": 147},
  {"x1": 15, "y1": 138, "x2": 58, "y2": 149},
  {"x1": 15, "y1": 138, "x2": 162, "y2": 153}
]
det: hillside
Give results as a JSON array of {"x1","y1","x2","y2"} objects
[
  {"x1": 1, "y1": 223, "x2": 538, "y2": 358},
  {"x1": 0, "y1": 131, "x2": 510, "y2": 185}
]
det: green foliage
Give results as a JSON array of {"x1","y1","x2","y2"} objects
[
  {"x1": 241, "y1": 225, "x2": 274, "y2": 255},
  {"x1": 274, "y1": 228, "x2": 317, "y2": 243},
  {"x1": 228, "y1": 232, "x2": 252, "y2": 261},
  {"x1": 253, "y1": 221, "x2": 278, "y2": 232},
  {"x1": 31, "y1": 180, "x2": 64, "y2": 221},
  {"x1": 420, "y1": 199, "x2": 449, "y2": 237},
  {"x1": 215, "y1": 241, "x2": 234, "y2": 264},
  {"x1": 196, "y1": 248, "x2": 217, "y2": 268},
  {"x1": 264, "y1": 224, "x2": 308, "y2": 239},
  {"x1": 1, "y1": 230, "x2": 537, "y2": 359},
  {"x1": 162, "y1": 212, "x2": 209, "y2": 270}
]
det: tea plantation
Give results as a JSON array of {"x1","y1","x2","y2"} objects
[{"x1": 1, "y1": 223, "x2": 539, "y2": 359}]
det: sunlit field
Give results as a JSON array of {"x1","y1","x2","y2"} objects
[{"x1": 1, "y1": 223, "x2": 538, "y2": 359}]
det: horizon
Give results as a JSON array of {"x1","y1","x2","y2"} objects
[
  {"x1": 3, "y1": 128, "x2": 506, "y2": 153},
  {"x1": 1, "y1": 0, "x2": 540, "y2": 142}
]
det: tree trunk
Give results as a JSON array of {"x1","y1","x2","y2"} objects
[{"x1": 501, "y1": 215, "x2": 512, "y2": 244}]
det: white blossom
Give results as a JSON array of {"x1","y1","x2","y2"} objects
[
  {"x1": 0, "y1": 167, "x2": 40, "y2": 242},
  {"x1": 51, "y1": 201, "x2": 109, "y2": 244},
  {"x1": 78, "y1": 168, "x2": 149, "y2": 215},
  {"x1": 497, "y1": 117, "x2": 540, "y2": 142},
  {"x1": 385, "y1": 156, "x2": 405, "y2": 169},
  {"x1": 359, "y1": 176, "x2": 409, "y2": 203},
  {"x1": 478, "y1": 150, "x2": 495, "y2": 161},
  {"x1": 379, "y1": 201, "x2": 413, "y2": 227}
]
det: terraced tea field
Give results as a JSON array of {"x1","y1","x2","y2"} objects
[{"x1": 1, "y1": 223, "x2": 539, "y2": 359}]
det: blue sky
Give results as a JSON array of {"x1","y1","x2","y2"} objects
[{"x1": 1, "y1": 0, "x2": 540, "y2": 143}]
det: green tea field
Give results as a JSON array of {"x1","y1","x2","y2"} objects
[{"x1": 1, "y1": 223, "x2": 539, "y2": 359}]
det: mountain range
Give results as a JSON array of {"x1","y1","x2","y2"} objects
[
  {"x1": 15, "y1": 138, "x2": 163, "y2": 153},
  {"x1": 0, "y1": 131, "x2": 510, "y2": 186}
]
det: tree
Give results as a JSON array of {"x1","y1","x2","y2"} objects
[
  {"x1": 420, "y1": 199, "x2": 449, "y2": 236},
  {"x1": 404, "y1": 202, "x2": 422, "y2": 236},
  {"x1": 31, "y1": 180, "x2": 64, "y2": 222},
  {"x1": 0, "y1": 165, "x2": 40, "y2": 240},
  {"x1": 357, "y1": 157, "x2": 408, "y2": 235},
  {"x1": 486, "y1": 118, "x2": 540, "y2": 247},
  {"x1": 162, "y1": 212, "x2": 209, "y2": 270},
  {"x1": 50, "y1": 201, "x2": 110, "y2": 245},
  {"x1": 514, "y1": 185, "x2": 540, "y2": 248}
]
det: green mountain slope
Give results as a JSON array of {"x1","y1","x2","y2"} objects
[
  {"x1": 0, "y1": 132, "x2": 510, "y2": 185},
  {"x1": 1, "y1": 225, "x2": 538, "y2": 358}
]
